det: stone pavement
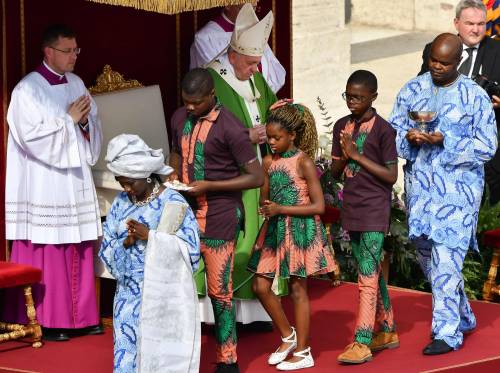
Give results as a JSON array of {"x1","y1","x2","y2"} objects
[{"x1": 350, "y1": 25, "x2": 437, "y2": 120}]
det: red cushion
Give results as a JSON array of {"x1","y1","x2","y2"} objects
[
  {"x1": 321, "y1": 206, "x2": 341, "y2": 225},
  {"x1": 0, "y1": 261, "x2": 42, "y2": 288},
  {"x1": 483, "y1": 229, "x2": 500, "y2": 248}
]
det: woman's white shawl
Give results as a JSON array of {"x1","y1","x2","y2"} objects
[{"x1": 138, "y1": 201, "x2": 200, "y2": 373}]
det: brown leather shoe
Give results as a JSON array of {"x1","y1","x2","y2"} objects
[
  {"x1": 337, "y1": 342, "x2": 373, "y2": 364},
  {"x1": 369, "y1": 331, "x2": 400, "y2": 352}
]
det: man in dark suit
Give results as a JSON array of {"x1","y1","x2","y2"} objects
[{"x1": 419, "y1": 0, "x2": 500, "y2": 205}]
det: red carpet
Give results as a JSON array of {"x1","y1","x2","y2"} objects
[
  {"x1": 421, "y1": 356, "x2": 500, "y2": 372},
  {"x1": 1, "y1": 281, "x2": 500, "y2": 372}
]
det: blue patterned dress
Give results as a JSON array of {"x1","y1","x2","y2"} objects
[
  {"x1": 99, "y1": 188, "x2": 199, "y2": 372},
  {"x1": 389, "y1": 72, "x2": 497, "y2": 348}
]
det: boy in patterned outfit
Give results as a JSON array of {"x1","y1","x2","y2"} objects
[
  {"x1": 332, "y1": 70, "x2": 399, "y2": 364},
  {"x1": 169, "y1": 68, "x2": 263, "y2": 373}
]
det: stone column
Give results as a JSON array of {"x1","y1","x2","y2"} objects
[{"x1": 292, "y1": 0, "x2": 351, "y2": 141}]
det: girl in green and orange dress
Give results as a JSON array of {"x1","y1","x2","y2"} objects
[{"x1": 248, "y1": 101, "x2": 337, "y2": 371}]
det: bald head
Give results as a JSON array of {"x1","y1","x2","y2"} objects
[
  {"x1": 431, "y1": 33, "x2": 463, "y2": 61},
  {"x1": 428, "y1": 33, "x2": 462, "y2": 86}
]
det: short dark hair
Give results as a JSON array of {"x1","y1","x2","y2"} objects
[
  {"x1": 181, "y1": 68, "x2": 214, "y2": 97},
  {"x1": 347, "y1": 70, "x2": 378, "y2": 93},
  {"x1": 41, "y1": 24, "x2": 76, "y2": 48}
]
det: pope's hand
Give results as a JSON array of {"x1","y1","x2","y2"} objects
[
  {"x1": 248, "y1": 127, "x2": 260, "y2": 144},
  {"x1": 254, "y1": 124, "x2": 267, "y2": 144}
]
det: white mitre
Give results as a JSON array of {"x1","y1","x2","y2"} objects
[{"x1": 229, "y1": 3, "x2": 274, "y2": 57}]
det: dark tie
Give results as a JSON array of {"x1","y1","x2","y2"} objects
[{"x1": 458, "y1": 47, "x2": 475, "y2": 76}]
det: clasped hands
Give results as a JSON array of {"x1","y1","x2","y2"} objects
[
  {"x1": 68, "y1": 94, "x2": 91, "y2": 125},
  {"x1": 123, "y1": 219, "x2": 149, "y2": 248},
  {"x1": 339, "y1": 130, "x2": 361, "y2": 161},
  {"x1": 406, "y1": 129, "x2": 444, "y2": 146},
  {"x1": 259, "y1": 200, "x2": 281, "y2": 219}
]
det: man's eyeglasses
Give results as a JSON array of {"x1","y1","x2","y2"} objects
[
  {"x1": 49, "y1": 46, "x2": 81, "y2": 55},
  {"x1": 342, "y1": 92, "x2": 372, "y2": 104}
]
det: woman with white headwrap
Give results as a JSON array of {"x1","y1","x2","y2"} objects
[{"x1": 99, "y1": 134, "x2": 201, "y2": 373}]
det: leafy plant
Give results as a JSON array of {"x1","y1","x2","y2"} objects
[
  {"x1": 316, "y1": 96, "x2": 334, "y2": 135},
  {"x1": 462, "y1": 187, "x2": 500, "y2": 299},
  {"x1": 477, "y1": 186, "x2": 500, "y2": 234}
]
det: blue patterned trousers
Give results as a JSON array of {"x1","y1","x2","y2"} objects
[{"x1": 414, "y1": 237, "x2": 476, "y2": 349}]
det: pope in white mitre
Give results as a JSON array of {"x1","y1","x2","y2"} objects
[
  {"x1": 190, "y1": 1, "x2": 286, "y2": 93},
  {"x1": 192, "y1": 4, "x2": 291, "y2": 331}
]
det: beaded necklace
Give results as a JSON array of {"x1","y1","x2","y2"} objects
[{"x1": 132, "y1": 180, "x2": 160, "y2": 207}]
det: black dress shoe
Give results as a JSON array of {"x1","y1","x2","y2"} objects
[
  {"x1": 423, "y1": 339, "x2": 453, "y2": 355},
  {"x1": 42, "y1": 328, "x2": 70, "y2": 342},
  {"x1": 83, "y1": 325, "x2": 104, "y2": 335},
  {"x1": 215, "y1": 362, "x2": 240, "y2": 373}
]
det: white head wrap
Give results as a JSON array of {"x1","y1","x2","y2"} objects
[{"x1": 105, "y1": 134, "x2": 173, "y2": 179}]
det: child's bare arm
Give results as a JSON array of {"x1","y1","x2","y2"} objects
[
  {"x1": 330, "y1": 121, "x2": 347, "y2": 179},
  {"x1": 260, "y1": 155, "x2": 272, "y2": 205},
  {"x1": 357, "y1": 160, "x2": 397, "y2": 184},
  {"x1": 331, "y1": 158, "x2": 347, "y2": 179},
  {"x1": 341, "y1": 131, "x2": 398, "y2": 185}
]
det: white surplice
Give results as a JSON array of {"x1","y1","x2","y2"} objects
[
  {"x1": 138, "y1": 201, "x2": 200, "y2": 373},
  {"x1": 5, "y1": 69, "x2": 103, "y2": 244},
  {"x1": 189, "y1": 14, "x2": 286, "y2": 93}
]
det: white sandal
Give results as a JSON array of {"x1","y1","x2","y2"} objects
[
  {"x1": 276, "y1": 347, "x2": 315, "y2": 371},
  {"x1": 267, "y1": 327, "x2": 297, "y2": 365}
]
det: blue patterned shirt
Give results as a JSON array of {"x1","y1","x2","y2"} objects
[{"x1": 389, "y1": 73, "x2": 497, "y2": 250}]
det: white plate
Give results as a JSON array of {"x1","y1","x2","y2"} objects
[{"x1": 164, "y1": 181, "x2": 193, "y2": 191}]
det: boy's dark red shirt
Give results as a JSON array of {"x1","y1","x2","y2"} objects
[{"x1": 331, "y1": 112, "x2": 398, "y2": 233}]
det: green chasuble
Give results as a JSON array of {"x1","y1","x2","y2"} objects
[{"x1": 193, "y1": 69, "x2": 277, "y2": 299}]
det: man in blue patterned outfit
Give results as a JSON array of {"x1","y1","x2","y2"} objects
[{"x1": 390, "y1": 33, "x2": 497, "y2": 355}]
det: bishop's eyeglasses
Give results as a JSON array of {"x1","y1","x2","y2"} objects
[{"x1": 49, "y1": 46, "x2": 81, "y2": 55}]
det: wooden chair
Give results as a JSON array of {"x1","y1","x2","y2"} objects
[
  {"x1": 90, "y1": 66, "x2": 170, "y2": 323},
  {"x1": 482, "y1": 228, "x2": 500, "y2": 301},
  {"x1": 0, "y1": 261, "x2": 42, "y2": 347}
]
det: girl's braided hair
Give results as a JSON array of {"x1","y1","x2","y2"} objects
[{"x1": 266, "y1": 103, "x2": 318, "y2": 159}]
